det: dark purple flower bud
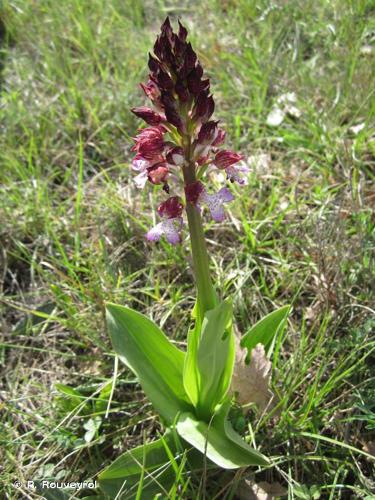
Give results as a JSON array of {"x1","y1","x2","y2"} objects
[
  {"x1": 147, "y1": 162, "x2": 169, "y2": 184},
  {"x1": 154, "y1": 34, "x2": 172, "y2": 62},
  {"x1": 159, "y1": 38, "x2": 175, "y2": 65},
  {"x1": 131, "y1": 106, "x2": 163, "y2": 126},
  {"x1": 165, "y1": 107, "x2": 184, "y2": 131},
  {"x1": 200, "y1": 94, "x2": 215, "y2": 122},
  {"x1": 183, "y1": 43, "x2": 197, "y2": 74},
  {"x1": 166, "y1": 146, "x2": 184, "y2": 166},
  {"x1": 185, "y1": 181, "x2": 204, "y2": 205},
  {"x1": 133, "y1": 126, "x2": 165, "y2": 160},
  {"x1": 156, "y1": 68, "x2": 174, "y2": 90},
  {"x1": 214, "y1": 150, "x2": 243, "y2": 169},
  {"x1": 187, "y1": 69, "x2": 204, "y2": 95},
  {"x1": 175, "y1": 80, "x2": 189, "y2": 102},
  {"x1": 148, "y1": 53, "x2": 161, "y2": 73},
  {"x1": 197, "y1": 120, "x2": 219, "y2": 144},
  {"x1": 161, "y1": 92, "x2": 184, "y2": 131},
  {"x1": 193, "y1": 89, "x2": 210, "y2": 118},
  {"x1": 161, "y1": 90, "x2": 176, "y2": 109},
  {"x1": 160, "y1": 17, "x2": 173, "y2": 41},
  {"x1": 195, "y1": 62, "x2": 203, "y2": 79},
  {"x1": 158, "y1": 196, "x2": 184, "y2": 218},
  {"x1": 173, "y1": 34, "x2": 186, "y2": 58},
  {"x1": 178, "y1": 20, "x2": 188, "y2": 42}
]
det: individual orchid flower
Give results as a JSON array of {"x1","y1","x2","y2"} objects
[
  {"x1": 185, "y1": 181, "x2": 234, "y2": 222},
  {"x1": 214, "y1": 150, "x2": 249, "y2": 184},
  {"x1": 146, "y1": 196, "x2": 183, "y2": 244},
  {"x1": 131, "y1": 125, "x2": 166, "y2": 160},
  {"x1": 199, "y1": 187, "x2": 235, "y2": 221},
  {"x1": 132, "y1": 154, "x2": 168, "y2": 189}
]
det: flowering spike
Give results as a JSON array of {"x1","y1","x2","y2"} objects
[{"x1": 130, "y1": 17, "x2": 244, "y2": 243}]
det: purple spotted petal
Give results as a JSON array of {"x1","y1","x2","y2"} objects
[
  {"x1": 218, "y1": 187, "x2": 235, "y2": 203},
  {"x1": 146, "y1": 217, "x2": 183, "y2": 245},
  {"x1": 163, "y1": 217, "x2": 183, "y2": 244},
  {"x1": 226, "y1": 163, "x2": 250, "y2": 185},
  {"x1": 199, "y1": 187, "x2": 234, "y2": 222}
]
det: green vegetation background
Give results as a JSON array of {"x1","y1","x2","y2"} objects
[{"x1": 1, "y1": 0, "x2": 374, "y2": 498}]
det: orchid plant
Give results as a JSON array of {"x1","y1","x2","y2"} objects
[{"x1": 99, "y1": 18, "x2": 289, "y2": 499}]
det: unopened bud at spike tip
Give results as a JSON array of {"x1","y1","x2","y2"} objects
[{"x1": 131, "y1": 107, "x2": 163, "y2": 126}]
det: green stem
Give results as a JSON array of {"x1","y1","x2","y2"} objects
[
  {"x1": 183, "y1": 161, "x2": 217, "y2": 319},
  {"x1": 186, "y1": 200, "x2": 217, "y2": 315}
]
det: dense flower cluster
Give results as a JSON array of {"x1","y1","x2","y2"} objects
[{"x1": 130, "y1": 17, "x2": 248, "y2": 244}]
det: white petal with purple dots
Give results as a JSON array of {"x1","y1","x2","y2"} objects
[
  {"x1": 199, "y1": 187, "x2": 234, "y2": 222},
  {"x1": 146, "y1": 217, "x2": 183, "y2": 245}
]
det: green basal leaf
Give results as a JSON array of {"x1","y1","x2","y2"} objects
[
  {"x1": 241, "y1": 305, "x2": 290, "y2": 354},
  {"x1": 106, "y1": 303, "x2": 192, "y2": 423},
  {"x1": 183, "y1": 299, "x2": 204, "y2": 407},
  {"x1": 176, "y1": 401, "x2": 269, "y2": 469},
  {"x1": 196, "y1": 300, "x2": 234, "y2": 417},
  {"x1": 183, "y1": 323, "x2": 200, "y2": 407},
  {"x1": 99, "y1": 431, "x2": 179, "y2": 499}
]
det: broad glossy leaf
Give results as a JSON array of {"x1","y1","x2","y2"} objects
[
  {"x1": 176, "y1": 403, "x2": 269, "y2": 469},
  {"x1": 196, "y1": 300, "x2": 234, "y2": 416},
  {"x1": 241, "y1": 305, "x2": 290, "y2": 353},
  {"x1": 99, "y1": 432, "x2": 178, "y2": 499},
  {"x1": 106, "y1": 303, "x2": 191, "y2": 423}
]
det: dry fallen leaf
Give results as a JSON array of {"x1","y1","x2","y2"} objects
[
  {"x1": 237, "y1": 479, "x2": 287, "y2": 500},
  {"x1": 230, "y1": 334, "x2": 272, "y2": 410}
]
